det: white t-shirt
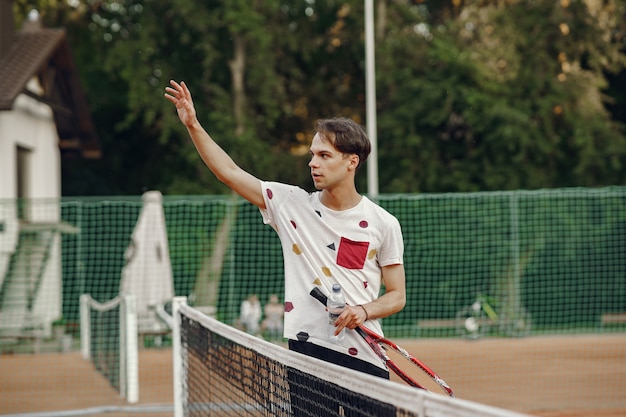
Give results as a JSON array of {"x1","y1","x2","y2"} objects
[
  {"x1": 259, "y1": 181, "x2": 404, "y2": 369},
  {"x1": 240, "y1": 299, "x2": 262, "y2": 333}
]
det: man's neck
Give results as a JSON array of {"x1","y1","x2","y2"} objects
[{"x1": 319, "y1": 187, "x2": 362, "y2": 211}]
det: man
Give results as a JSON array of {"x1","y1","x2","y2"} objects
[
  {"x1": 262, "y1": 294, "x2": 284, "y2": 341},
  {"x1": 239, "y1": 294, "x2": 262, "y2": 336},
  {"x1": 164, "y1": 79, "x2": 406, "y2": 386}
]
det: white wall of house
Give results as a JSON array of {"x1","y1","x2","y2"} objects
[
  {"x1": 0, "y1": 79, "x2": 60, "y2": 200},
  {"x1": 0, "y1": 78, "x2": 63, "y2": 336}
]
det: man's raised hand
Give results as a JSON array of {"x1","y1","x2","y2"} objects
[{"x1": 164, "y1": 80, "x2": 197, "y2": 127}]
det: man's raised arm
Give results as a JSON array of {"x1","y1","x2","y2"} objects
[{"x1": 164, "y1": 80, "x2": 265, "y2": 209}]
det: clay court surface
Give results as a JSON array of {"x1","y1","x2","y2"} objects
[{"x1": 1, "y1": 334, "x2": 624, "y2": 417}]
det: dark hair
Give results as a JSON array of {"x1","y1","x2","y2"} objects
[{"x1": 315, "y1": 118, "x2": 371, "y2": 168}]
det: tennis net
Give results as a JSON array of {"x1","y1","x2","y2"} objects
[
  {"x1": 80, "y1": 293, "x2": 139, "y2": 403},
  {"x1": 171, "y1": 297, "x2": 531, "y2": 417}
]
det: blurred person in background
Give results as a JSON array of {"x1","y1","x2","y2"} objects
[
  {"x1": 262, "y1": 294, "x2": 284, "y2": 341},
  {"x1": 239, "y1": 294, "x2": 262, "y2": 336}
]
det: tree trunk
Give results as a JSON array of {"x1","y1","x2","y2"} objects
[{"x1": 229, "y1": 35, "x2": 246, "y2": 135}]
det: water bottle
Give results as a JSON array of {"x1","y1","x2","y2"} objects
[{"x1": 327, "y1": 284, "x2": 346, "y2": 342}]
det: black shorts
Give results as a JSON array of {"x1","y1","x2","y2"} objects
[
  {"x1": 287, "y1": 339, "x2": 394, "y2": 417},
  {"x1": 288, "y1": 339, "x2": 389, "y2": 379}
]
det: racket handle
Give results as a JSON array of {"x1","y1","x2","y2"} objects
[{"x1": 310, "y1": 288, "x2": 328, "y2": 306}]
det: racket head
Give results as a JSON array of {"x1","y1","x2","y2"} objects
[
  {"x1": 354, "y1": 327, "x2": 430, "y2": 391},
  {"x1": 375, "y1": 337, "x2": 454, "y2": 397},
  {"x1": 355, "y1": 316, "x2": 453, "y2": 396}
]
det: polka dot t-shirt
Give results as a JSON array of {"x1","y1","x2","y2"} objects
[{"x1": 259, "y1": 181, "x2": 404, "y2": 370}]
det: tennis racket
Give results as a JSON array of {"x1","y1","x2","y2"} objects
[{"x1": 310, "y1": 287, "x2": 454, "y2": 397}]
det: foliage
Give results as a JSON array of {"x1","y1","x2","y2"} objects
[
  {"x1": 12, "y1": 0, "x2": 626, "y2": 195},
  {"x1": 376, "y1": 0, "x2": 626, "y2": 192}
]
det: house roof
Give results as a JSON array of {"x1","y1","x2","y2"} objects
[{"x1": 0, "y1": 24, "x2": 101, "y2": 159}]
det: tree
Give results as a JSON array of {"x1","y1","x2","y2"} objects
[
  {"x1": 13, "y1": 0, "x2": 626, "y2": 195},
  {"x1": 375, "y1": 0, "x2": 626, "y2": 192}
]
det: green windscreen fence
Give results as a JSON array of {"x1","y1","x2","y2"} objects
[
  {"x1": 78, "y1": 188, "x2": 626, "y2": 336},
  {"x1": 2, "y1": 187, "x2": 624, "y2": 339}
]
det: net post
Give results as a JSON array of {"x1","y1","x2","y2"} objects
[
  {"x1": 79, "y1": 294, "x2": 91, "y2": 360},
  {"x1": 121, "y1": 294, "x2": 139, "y2": 403},
  {"x1": 172, "y1": 296, "x2": 187, "y2": 417}
]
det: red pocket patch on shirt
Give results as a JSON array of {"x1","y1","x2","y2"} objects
[{"x1": 336, "y1": 237, "x2": 369, "y2": 270}]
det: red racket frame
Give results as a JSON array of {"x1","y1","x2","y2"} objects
[{"x1": 310, "y1": 287, "x2": 454, "y2": 397}]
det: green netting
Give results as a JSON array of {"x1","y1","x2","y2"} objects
[
  {"x1": 3, "y1": 187, "x2": 625, "y2": 341},
  {"x1": 382, "y1": 188, "x2": 626, "y2": 336}
]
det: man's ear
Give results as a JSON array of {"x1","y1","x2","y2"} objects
[{"x1": 348, "y1": 154, "x2": 360, "y2": 171}]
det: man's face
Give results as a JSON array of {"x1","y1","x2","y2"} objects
[{"x1": 308, "y1": 133, "x2": 356, "y2": 190}]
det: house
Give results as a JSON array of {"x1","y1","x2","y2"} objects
[{"x1": 0, "y1": 0, "x2": 101, "y2": 344}]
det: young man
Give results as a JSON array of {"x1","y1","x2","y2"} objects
[
  {"x1": 164, "y1": 79, "x2": 406, "y2": 379},
  {"x1": 239, "y1": 294, "x2": 262, "y2": 336},
  {"x1": 262, "y1": 294, "x2": 284, "y2": 341}
]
